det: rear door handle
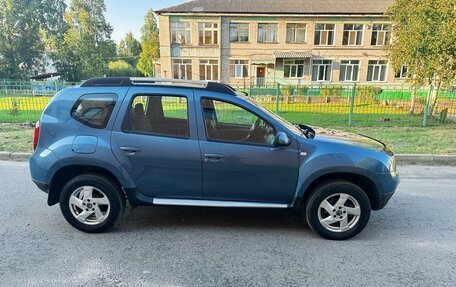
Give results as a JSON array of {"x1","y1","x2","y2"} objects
[
  {"x1": 204, "y1": 153, "x2": 225, "y2": 161},
  {"x1": 120, "y1": 146, "x2": 141, "y2": 155}
]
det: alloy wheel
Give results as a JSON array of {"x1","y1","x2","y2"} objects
[
  {"x1": 68, "y1": 186, "x2": 111, "y2": 225},
  {"x1": 317, "y1": 193, "x2": 361, "y2": 232}
]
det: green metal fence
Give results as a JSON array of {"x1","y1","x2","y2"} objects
[
  {"x1": 0, "y1": 79, "x2": 455, "y2": 127},
  {"x1": 233, "y1": 83, "x2": 456, "y2": 127},
  {"x1": 0, "y1": 79, "x2": 81, "y2": 123}
]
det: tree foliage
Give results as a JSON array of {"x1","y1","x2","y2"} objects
[
  {"x1": 118, "y1": 32, "x2": 142, "y2": 66},
  {"x1": 52, "y1": 0, "x2": 116, "y2": 81},
  {"x1": 137, "y1": 9, "x2": 159, "y2": 77},
  {"x1": 0, "y1": 0, "x2": 66, "y2": 78},
  {"x1": 386, "y1": 0, "x2": 456, "y2": 87}
]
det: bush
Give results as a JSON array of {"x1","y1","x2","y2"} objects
[
  {"x1": 107, "y1": 60, "x2": 142, "y2": 77},
  {"x1": 281, "y1": 85, "x2": 309, "y2": 96},
  {"x1": 356, "y1": 86, "x2": 383, "y2": 103},
  {"x1": 281, "y1": 85, "x2": 294, "y2": 96},
  {"x1": 10, "y1": 98, "x2": 20, "y2": 116},
  {"x1": 321, "y1": 86, "x2": 344, "y2": 97}
]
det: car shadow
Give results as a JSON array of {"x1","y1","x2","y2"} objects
[{"x1": 118, "y1": 205, "x2": 311, "y2": 234}]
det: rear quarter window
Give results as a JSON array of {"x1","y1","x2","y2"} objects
[{"x1": 71, "y1": 94, "x2": 117, "y2": 129}]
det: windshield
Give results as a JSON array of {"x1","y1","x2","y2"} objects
[{"x1": 243, "y1": 96, "x2": 303, "y2": 135}]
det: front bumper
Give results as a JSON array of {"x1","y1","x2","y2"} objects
[
  {"x1": 373, "y1": 171, "x2": 400, "y2": 210},
  {"x1": 32, "y1": 179, "x2": 49, "y2": 194},
  {"x1": 377, "y1": 191, "x2": 395, "y2": 210}
]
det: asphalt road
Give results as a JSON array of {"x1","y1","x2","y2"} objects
[{"x1": 1, "y1": 161, "x2": 455, "y2": 287}]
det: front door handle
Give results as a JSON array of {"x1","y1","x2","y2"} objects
[
  {"x1": 120, "y1": 146, "x2": 141, "y2": 155},
  {"x1": 204, "y1": 153, "x2": 225, "y2": 161}
]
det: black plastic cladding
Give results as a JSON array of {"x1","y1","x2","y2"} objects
[{"x1": 80, "y1": 77, "x2": 238, "y2": 96}]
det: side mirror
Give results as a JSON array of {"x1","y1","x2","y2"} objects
[{"x1": 273, "y1": 132, "x2": 291, "y2": 147}]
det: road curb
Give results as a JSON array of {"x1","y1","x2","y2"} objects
[
  {"x1": 0, "y1": 151, "x2": 11, "y2": 161},
  {"x1": 395, "y1": 154, "x2": 456, "y2": 166},
  {"x1": 0, "y1": 151, "x2": 455, "y2": 166}
]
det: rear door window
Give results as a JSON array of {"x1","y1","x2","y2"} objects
[
  {"x1": 71, "y1": 94, "x2": 117, "y2": 129},
  {"x1": 126, "y1": 95, "x2": 189, "y2": 138}
]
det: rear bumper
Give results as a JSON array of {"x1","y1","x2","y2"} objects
[{"x1": 29, "y1": 147, "x2": 60, "y2": 191}]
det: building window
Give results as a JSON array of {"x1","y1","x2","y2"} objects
[
  {"x1": 395, "y1": 65, "x2": 408, "y2": 79},
  {"x1": 284, "y1": 60, "x2": 305, "y2": 78},
  {"x1": 170, "y1": 22, "x2": 191, "y2": 44},
  {"x1": 154, "y1": 63, "x2": 162, "y2": 78},
  {"x1": 198, "y1": 22, "x2": 218, "y2": 45},
  {"x1": 343, "y1": 24, "x2": 363, "y2": 46},
  {"x1": 286, "y1": 23, "x2": 306, "y2": 43},
  {"x1": 314, "y1": 24, "x2": 335, "y2": 46},
  {"x1": 258, "y1": 23, "x2": 278, "y2": 43},
  {"x1": 311, "y1": 60, "x2": 332, "y2": 81},
  {"x1": 371, "y1": 24, "x2": 391, "y2": 46},
  {"x1": 172, "y1": 59, "x2": 192, "y2": 80},
  {"x1": 339, "y1": 60, "x2": 360, "y2": 81},
  {"x1": 230, "y1": 60, "x2": 249, "y2": 78},
  {"x1": 199, "y1": 60, "x2": 219, "y2": 80},
  {"x1": 367, "y1": 60, "x2": 388, "y2": 82},
  {"x1": 230, "y1": 23, "x2": 249, "y2": 42}
]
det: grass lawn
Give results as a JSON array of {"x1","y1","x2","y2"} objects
[
  {"x1": 0, "y1": 123, "x2": 34, "y2": 153},
  {"x1": 0, "y1": 123, "x2": 454, "y2": 155},
  {"x1": 348, "y1": 126, "x2": 456, "y2": 154}
]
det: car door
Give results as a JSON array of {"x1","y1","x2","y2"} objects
[
  {"x1": 196, "y1": 96, "x2": 299, "y2": 204},
  {"x1": 111, "y1": 87, "x2": 202, "y2": 199}
]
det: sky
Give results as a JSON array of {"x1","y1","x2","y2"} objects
[{"x1": 105, "y1": 0, "x2": 184, "y2": 43}]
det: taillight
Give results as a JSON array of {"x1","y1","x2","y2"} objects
[{"x1": 33, "y1": 121, "x2": 40, "y2": 151}]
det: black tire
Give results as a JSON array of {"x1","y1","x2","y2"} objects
[
  {"x1": 59, "y1": 173, "x2": 126, "y2": 233},
  {"x1": 305, "y1": 181, "x2": 371, "y2": 240}
]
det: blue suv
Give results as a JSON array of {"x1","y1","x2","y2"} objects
[{"x1": 30, "y1": 77, "x2": 399, "y2": 240}]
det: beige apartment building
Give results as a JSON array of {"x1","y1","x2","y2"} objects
[{"x1": 156, "y1": 0, "x2": 406, "y2": 86}]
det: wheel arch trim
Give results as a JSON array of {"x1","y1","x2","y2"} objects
[
  {"x1": 292, "y1": 167, "x2": 380, "y2": 211},
  {"x1": 47, "y1": 160, "x2": 135, "y2": 206}
]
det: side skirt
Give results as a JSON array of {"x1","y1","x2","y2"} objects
[{"x1": 153, "y1": 198, "x2": 289, "y2": 209}]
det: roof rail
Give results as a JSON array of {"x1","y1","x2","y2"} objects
[{"x1": 80, "y1": 77, "x2": 237, "y2": 95}]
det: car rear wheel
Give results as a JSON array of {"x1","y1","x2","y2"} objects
[
  {"x1": 305, "y1": 181, "x2": 371, "y2": 240},
  {"x1": 59, "y1": 174, "x2": 125, "y2": 233}
]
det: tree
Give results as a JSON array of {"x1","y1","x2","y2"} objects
[
  {"x1": 386, "y1": 0, "x2": 456, "y2": 115},
  {"x1": 0, "y1": 0, "x2": 66, "y2": 78},
  {"x1": 137, "y1": 9, "x2": 160, "y2": 77},
  {"x1": 52, "y1": 0, "x2": 116, "y2": 81},
  {"x1": 118, "y1": 32, "x2": 142, "y2": 66}
]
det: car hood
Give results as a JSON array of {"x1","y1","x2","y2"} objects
[{"x1": 298, "y1": 125, "x2": 391, "y2": 153}]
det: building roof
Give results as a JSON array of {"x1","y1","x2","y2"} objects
[{"x1": 157, "y1": 0, "x2": 393, "y2": 15}]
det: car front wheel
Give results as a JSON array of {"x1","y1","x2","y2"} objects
[
  {"x1": 59, "y1": 174, "x2": 125, "y2": 233},
  {"x1": 305, "y1": 181, "x2": 371, "y2": 240}
]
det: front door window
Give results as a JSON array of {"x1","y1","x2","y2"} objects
[{"x1": 201, "y1": 98, "x2": 275, "y2": 146}]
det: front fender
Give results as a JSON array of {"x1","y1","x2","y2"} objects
[{"x1": 291, "y1": 151, "x2": 382, "y2": 207}]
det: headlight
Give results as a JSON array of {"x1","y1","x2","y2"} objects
[{"x1": 389, "y1": 155, "x2": 397, "y2": 173}]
